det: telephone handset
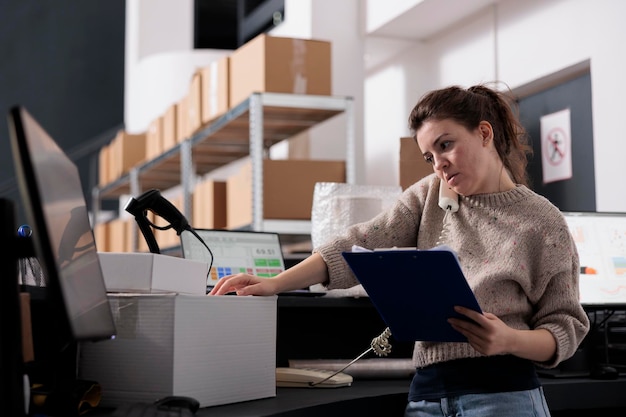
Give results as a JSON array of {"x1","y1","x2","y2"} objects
[
  {"x1": 438, "y1": 179, "x2": 459, "y2": 213},
  {"x1": 436, "y1": 179, "x2": 458, "y2": 246}
]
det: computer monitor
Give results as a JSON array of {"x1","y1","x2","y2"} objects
[
  {"x1": 7, "y1": 105, "x2": 116, "y2": 343},
  {"x1": 562, "y1": 211, "x2": 626, "y2": 309}
]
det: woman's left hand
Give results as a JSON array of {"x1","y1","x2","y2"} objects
[{"x1": 447, "y1": 306, "x2": 515, "y2": 356}]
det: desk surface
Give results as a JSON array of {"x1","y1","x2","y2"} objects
[
  {"x1": 203, "y1": 377, "x2": 626, "y2": 416},
  {"x1": 95, "y1": 377, "x2": 626, "y2": 416},
  {"x1": 88, "y1": 296, "x2": 626, "y2": 416},
  {"x1": 90, "y1": 377, "x2": 626, "y2": 416}
]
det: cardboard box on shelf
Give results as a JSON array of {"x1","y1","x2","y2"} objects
[
  {"x1": 108, "y1": 130, "x2": 147, "y2": 180},
  {"x1": 97, "y1": 252, "x2": 208, "y2": 295},
  {"x1": 146, "y1": 116, "x2": 163, "y2": 161},
  {"x1": 200, "y1": 57, "x2": 230, "y2": 124},
  {"x1": 187, "y1": 71, "x2": 203, "y2": 137},
  {"x1": 176, "y1": 95, "x2": 190, "y2": 143},
  {"x1": 229, "y1": 34, "x2": 331, "y2": 107},
  {"x1": 192, "y1": 179, "x2": 227, "y2": 229},
  {"x1": 107, "y1": 218, "x2": 130, "y2": 253},
  {"x1": 98, "y1": 143, "x2": 110, "y2": 186},
  {"x1": 227, "y1": 159, "x2": 346, "y2": 229},
  {"x1": 94, "y1": 221, "x2": 109, "y2": 253},
  {"x1": 162, "y1": 103, "x2": 178, "y2": 151},
  {"x1": 78, "y1": 294, "x2": 277, "y2": 408},
  {"x1": 400, "y1": 137, "x2": 433, "y2": 190}
]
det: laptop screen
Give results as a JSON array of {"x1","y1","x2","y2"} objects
[
  {"x1": 562, "y1": 211, "x2": 626, "y2": 308},
  {"x1": 180, "y1": 229, "x2": 286, "y2": 287}
]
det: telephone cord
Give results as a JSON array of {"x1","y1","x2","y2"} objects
[{"x1": 436, "y1": 208, "x2": 453, "y2": 247}]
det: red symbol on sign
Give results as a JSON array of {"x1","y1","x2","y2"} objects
[{"x1": 544, "y1": 127, "x2": 567, "y2": 166}]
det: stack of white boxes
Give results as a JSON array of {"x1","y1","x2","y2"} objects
[{"x1": 79, "y1": 253, "x2": 277, "y2": 408}]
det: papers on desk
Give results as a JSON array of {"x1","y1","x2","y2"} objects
[{"x1": 342, "y1": 245, "x2": 482, "y2": 343}]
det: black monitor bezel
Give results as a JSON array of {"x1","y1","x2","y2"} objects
[{"x1": 7, "y1": 105, "x2": 116, "y2": 344}]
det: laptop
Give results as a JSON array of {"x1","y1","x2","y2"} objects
[{"x1": 180, "y1": 229, "x2": 286, "y2": 286}]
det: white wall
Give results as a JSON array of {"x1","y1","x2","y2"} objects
[
  {"x1": 125, "y1": 0, "x2": 626, "y2": 211},
  {"x1": 270, "y1": 0, "x2": 366, "y2": 182},
  {"x1": 362, "y1": 0, "x2": 626, "y2": 211},
  {"x1": 124, "y1": 0, "x2": 229, "y2": 133}
]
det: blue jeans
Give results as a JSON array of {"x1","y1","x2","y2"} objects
[{"x1": 404, "y1": 387, "x2": 551, "y2": 417}]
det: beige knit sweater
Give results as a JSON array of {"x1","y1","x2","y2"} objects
[{"x1": 315, "y1": 173, "x2": 590, "y2": 369}]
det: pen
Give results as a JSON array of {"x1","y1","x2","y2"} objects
[{"x1": 580, "y1": 266, "x2": 597, "y2": 275}]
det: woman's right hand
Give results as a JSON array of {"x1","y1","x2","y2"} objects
[{"x1": 208, "y1": 273, "x2": 280, "y2": 296}]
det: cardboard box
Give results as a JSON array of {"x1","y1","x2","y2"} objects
[
  {"x1": 400, "y1": 137, "x2": 433, "y2": 190},
  {"x1": 227, "y1": 159, "x2": 346, "y2": 229},
  {"x1": 176, "y1": 95, "x2": 190, "y2": 143},
  {"x1": 108, "y1": 130, "x2": 147, "y2": 179},
  {"x1": 94, "y1": 221, "x2": 109, "y2": 253},
  {"x1": 98, "y1": 252, "x2": 208, "y2": 295},
  {"x1": 187, "y1": 71, "x2": 203, "y2": 136},
  {"x1": 229, "y1": 34, "x2": 332, "y2": 107},
  {"x1": 98, "y1": 143, "x2": 110, "y2": 186},
  {"x1": 107, "y1": 218, "x2": 129, "y2": 253},
  {"x1": 200, "y1": 57, "x2": 230, "y2": 123},
  {"x1": 145, "y1": 116, "x2": 163, "y2": 160},
  {"x1": 78, "y1": 294, "x2": 277, "y2": 408},
  {"x1": 192, "y1": 179, "x2": 227, "y2": 229},
  {"x1": 162, "y1": 103, "x2": 178, "y2": 151}
]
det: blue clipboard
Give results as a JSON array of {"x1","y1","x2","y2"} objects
[{"x1": 342, "y1": 249, "x2": 482, "y2": 342}]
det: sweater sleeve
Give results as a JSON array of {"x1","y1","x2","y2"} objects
[{"x1": 529, "y1": 211, "x2": 591, "y2": 368}]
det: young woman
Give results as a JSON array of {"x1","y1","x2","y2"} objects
[{"x1": 210, "y1": 84, "x2": 590, "y2": 416}]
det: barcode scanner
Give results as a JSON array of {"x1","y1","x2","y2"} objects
[{"x1": 125, "y1": 189, "x2": 192, "y2": 254}]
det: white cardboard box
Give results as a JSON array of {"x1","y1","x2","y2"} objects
[
  {"x1": 98, "y1": 252, "x2": 208, "y2": 295},
  {"x1": 78, "y1": 294, "x2": 277, "y2": 407}
]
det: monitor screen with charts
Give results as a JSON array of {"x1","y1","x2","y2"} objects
[
  {"x1": 562, "y1": 211, "x2": 626, "y2": 308},
  {"x1": 180, "y1": 229, "x2": 286, "y2": 288}
]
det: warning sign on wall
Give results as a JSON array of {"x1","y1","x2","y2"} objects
[{"x1": 540, "y1": 108, "x2": 572, "y2": 184}]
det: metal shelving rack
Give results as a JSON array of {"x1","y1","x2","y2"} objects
[{"x1": 92, "y1": 92, "x2": 355, "y2": 244}]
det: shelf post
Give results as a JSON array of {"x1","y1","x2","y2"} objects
[
  {"x1": 345, "y1": 97, "x2": 356, "y2": 184},
  {"x1": 249, "y1": 93, "x2": 264, "y2": 231},
  {"x1": 180, "y1": 139, "x2": 193, "y2": 222},
  {"x1": 128, "y1": 168, "x2": 140, "y2": 251}
]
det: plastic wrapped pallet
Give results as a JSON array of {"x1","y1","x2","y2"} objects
[{"x1": 310, "y1": 182, "x2": 402, "y2": 294}]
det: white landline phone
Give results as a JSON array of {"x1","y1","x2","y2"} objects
[
  {"x1": 438, "y1": 179, "x2": 459, "y2": 213},
  {"x1": 276, "y1": 181, "x2": 458, "y2": 389}
]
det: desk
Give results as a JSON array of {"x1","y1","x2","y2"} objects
[
  {"x1": 88, "y1": 296, "x2": 626, "y2": 416},
  {"x1": 92, "y1": 377, "x2": 626, "y2": 416},
  {"x1": 204, "y1": 377, "x2": 626, "y2": 416}
]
